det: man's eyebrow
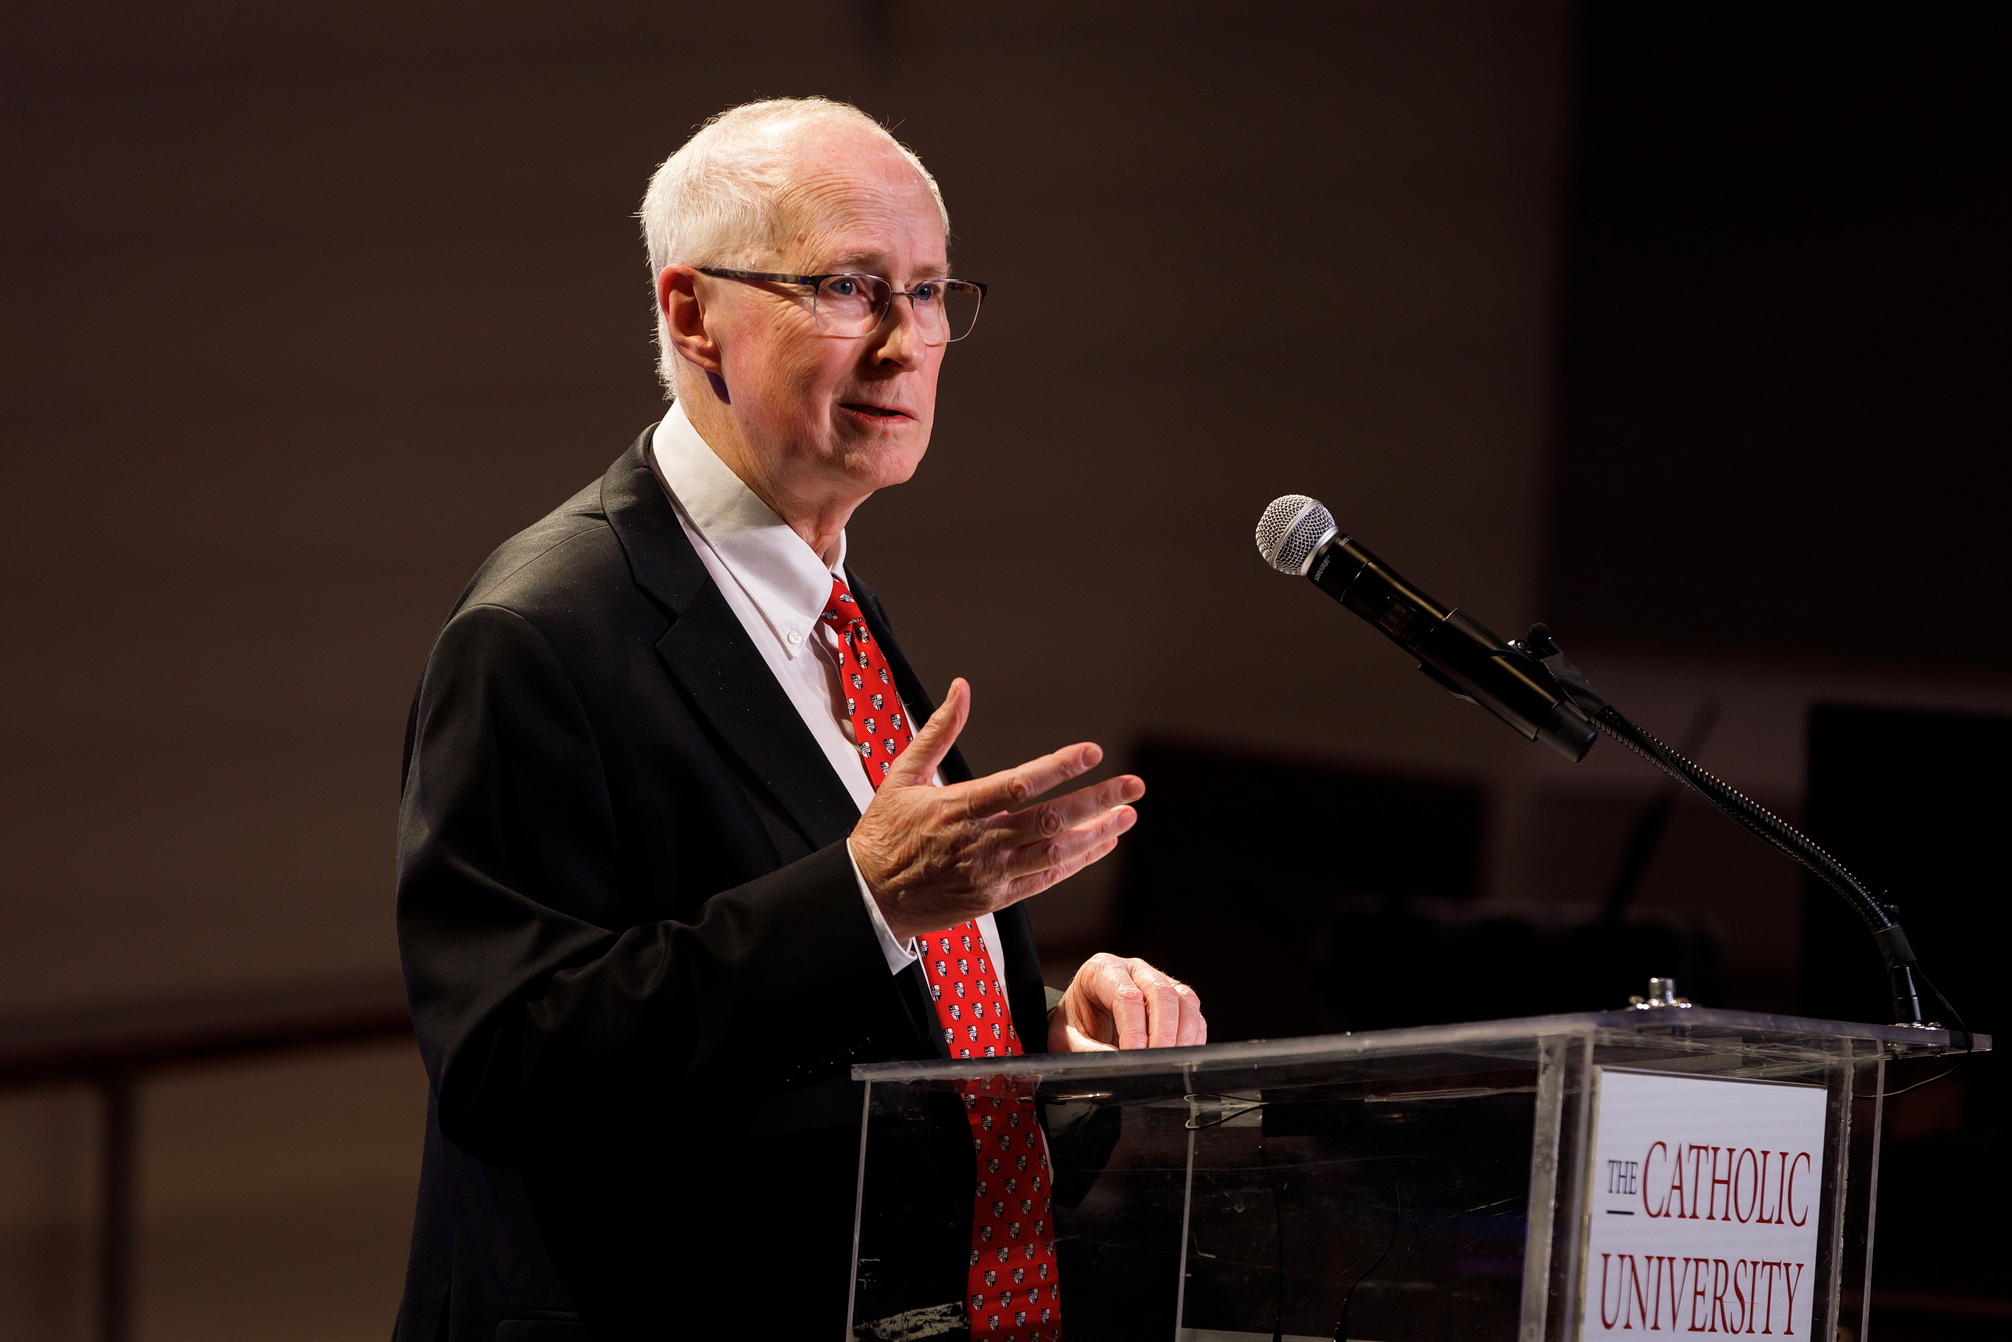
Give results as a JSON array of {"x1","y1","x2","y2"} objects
[{"x1": 820, "y1": 255, "x2": 951, "y2": 278}]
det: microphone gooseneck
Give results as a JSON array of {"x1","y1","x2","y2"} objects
[
  {"x1": 1253, "y1": 492, "x2": 1958, "y2": 1033},
  {"x1": 1585, "y1": 698, "x2": 1932, "y2": 1031}
]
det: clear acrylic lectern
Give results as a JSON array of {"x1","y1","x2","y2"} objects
[{"x1": 849, "y1": 1008, "x2": 1983, "y2": 1342}]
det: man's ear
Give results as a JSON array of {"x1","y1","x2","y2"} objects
[{"x1": 657, "y1": 265, "x2": 724, "y2": 375}]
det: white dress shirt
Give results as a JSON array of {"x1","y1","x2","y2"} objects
[{"x1": 646, "y1": 399, "x2": 1002, "y2": 977}]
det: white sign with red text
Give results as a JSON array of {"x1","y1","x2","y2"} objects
[{"x1": 1577, "y1": 1067, "x2": 1829, "y2": 1340}]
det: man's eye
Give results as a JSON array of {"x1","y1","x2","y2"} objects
[
  {"x1": 827, "y1": 278, "x2": 859, "y2": 298},
  {"x1": 912, "y1": 282, "x2": 939, "y2": 304}
]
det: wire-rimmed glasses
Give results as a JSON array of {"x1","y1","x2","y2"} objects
[{"x1": 696, "y1": 267, "x2": 987, "y2": 344}]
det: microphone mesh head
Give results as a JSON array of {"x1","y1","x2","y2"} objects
[{"x1": 1255, "y1": 494, "x2": 1336, "y2": 575}]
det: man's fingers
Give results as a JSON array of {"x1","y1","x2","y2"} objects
[
  {"x1": 1104, "y1": 964, "x2": 1150, "y2": 1050},
  {"x1": 1114, "y1": 960, "x2": 1184, "y2": 1049},
  {"x1": 1176, "y1": 982, "x2": 1208, "y2": 1047},
  {"x1": 1139, "y1": 965, "x2": 1204, "y2": 1048},
  {"x1": 884, "y1": 677, "x2": 969, "y2": 788},
  {"x1": 1060, "y1": 1023, "x2": 1117, "y2": 1053},
  {"x1": 1047, "y1": 953, "x2": 1201, "y2": 1055},
  {"x1": 990, "y1": 805, "x2": 1135, "y2": 887},
  {"x1": 1099, "y1": 960, "x2": 1202, "y2": 1051},
  {"x1": 990, "y1": 825, "x2": 1127, "y2": 905},
  {"x1": 953, "y1": 780, "x2": 1138, "y2": 896},
  {"x1": 1151, "y1": 970, "x2": 1187, "y2": 1048},
  {"x1": 959, "y1": 741, "x2": 1105, "y2": 818},
  {"x1": 997, "y1": 774, "x2": 1144, "y2": 844}
]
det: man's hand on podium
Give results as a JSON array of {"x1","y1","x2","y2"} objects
[{"x1": 1048, "y1": 953, "x2": 1207, "y2": 1052}]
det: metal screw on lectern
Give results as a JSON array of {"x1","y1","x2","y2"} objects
[{"x1": 1628, "y1": 977, "x2": 1692, "y2": 1010}]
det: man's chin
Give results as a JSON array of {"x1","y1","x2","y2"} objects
[{"x1": 834, "y1": 435, "x2": 928, "y2": 490}]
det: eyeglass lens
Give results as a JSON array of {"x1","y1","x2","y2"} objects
[{"x1": 813, "y1": 275, "x2": 982, "y2": 343}]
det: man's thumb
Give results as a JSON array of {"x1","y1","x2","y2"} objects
[{"x1": 886, "y1": 677, "x2": 968, "y2": 785}]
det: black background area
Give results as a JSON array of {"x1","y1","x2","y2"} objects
[
  {"x1": 1802, "y1": 704, "x2": 2009, "y2": 1310},
  {"x1": 1547, "y1": 4, "x2": 2012, "y2": 669}
]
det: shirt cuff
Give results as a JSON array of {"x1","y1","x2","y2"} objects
[{"x1": 848, "y1": 838, "x2": 920, "y2": 975}]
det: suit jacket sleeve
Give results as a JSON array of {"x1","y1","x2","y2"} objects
[{"x1": 397, "y1": 600, "x2": 893, "y2": 1166}]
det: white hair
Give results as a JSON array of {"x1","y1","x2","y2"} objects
[{"x1": 638, "y1": 97, "x2": 950, "y2": 397}]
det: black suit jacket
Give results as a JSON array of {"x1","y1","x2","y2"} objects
[{"x1": 392, "y1": 430, "x2": 1048, "y2": 1341}]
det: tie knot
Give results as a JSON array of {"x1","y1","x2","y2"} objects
[
  {"x1": 821, "y1": 578, "x2": 863, "y2": 628},
  {"x1": 823, "y1": 574, "x2": 906, "y2": 785}
]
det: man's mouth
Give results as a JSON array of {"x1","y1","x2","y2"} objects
[{"x1": 839, "y1": 402, "x2": 912, "y2": 422}]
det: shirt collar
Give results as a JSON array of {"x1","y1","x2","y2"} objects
[{"x1": 647, "y1": 399, "x2": 845, "y2": 659}]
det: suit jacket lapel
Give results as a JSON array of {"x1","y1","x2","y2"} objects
[
  {"x1": 602, "y1": 432, "x2": 861, "y2": 852},
  {"x1": 660, "y1": 589, "x2": 863, "y2": 851}
]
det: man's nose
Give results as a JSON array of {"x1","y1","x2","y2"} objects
[{"x1": 869, "y1": 295, "x2": 931, "y2": 366}]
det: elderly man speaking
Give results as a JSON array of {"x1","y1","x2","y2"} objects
[{"x1": 393, "y1": 98, "x2": 1204, "y2": 1340}]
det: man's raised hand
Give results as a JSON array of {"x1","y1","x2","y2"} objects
[{"x1": 849, "y1": 678, "x2": 1143, "y2": 944}]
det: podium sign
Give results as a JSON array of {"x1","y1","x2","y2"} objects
[
  {"x1": 851, "y1": 1009, "x2": 1983, "y2": 1342},
  {"x1": 1581, "y1": 1070, "x2": 1828, "y2": 1339}
]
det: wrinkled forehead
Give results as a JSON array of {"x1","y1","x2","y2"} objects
[{"x1": 765, "y1": 134, "x2": 948, "y2": 276}]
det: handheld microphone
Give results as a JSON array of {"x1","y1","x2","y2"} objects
[{"x1": 1256, "y1": 494, "x2": 1599, "y2": 762}]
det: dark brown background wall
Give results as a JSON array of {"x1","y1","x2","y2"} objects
[
  {"x1": 0, "y1": 0, "x2": 1575, "y2": 1018},
  {"x1": 0, "y1": 3, "x2": 1577, "y2": 1336},
  {"x1": 5, "y1": 3, "x2": 2005, "y2": 1337},
  {"x1": 1549, "y1": 4, "x2": 2012, "y2": 668}
]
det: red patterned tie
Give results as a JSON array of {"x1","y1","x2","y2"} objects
[{"x1": 821, "y1": 580, "x2": 1062, "y2": 1342}]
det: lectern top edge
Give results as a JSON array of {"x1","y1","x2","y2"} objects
[{"x1": 851, "y1": 1006, "x2": 1987, "y2": 1083}]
